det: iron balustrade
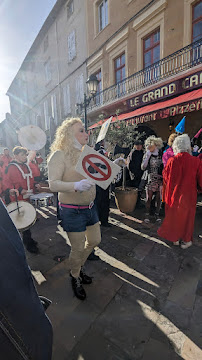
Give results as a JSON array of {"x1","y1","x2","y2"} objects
[{"x1": 88, "y1": 38, "x2": 202, "y2": 112}]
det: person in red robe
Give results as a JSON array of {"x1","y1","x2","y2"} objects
[
  {"x1": 158, "y1": 134, "x2": 202, "y2": 249},
  {"x1": 5, "y1": 146, "x2": 39, "y2": 254},
  {"x1": 1, "y1": 148, "x2": 12, "y2": 169}
]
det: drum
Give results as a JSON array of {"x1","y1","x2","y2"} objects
[
  {"x1": 7, "y1": 201, "x2": 37, "y2": 232},
  {"x1": 30, "y1": 192, "x2": 54, "y2": 207}
]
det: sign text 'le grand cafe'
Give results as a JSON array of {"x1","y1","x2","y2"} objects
[{"x1": 126, "y1": 70, "x2": 202, "y2": 125}]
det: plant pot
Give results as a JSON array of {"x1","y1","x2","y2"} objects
[{"x1": 115, "y1": 187, "x2": 138, "y2": 213}]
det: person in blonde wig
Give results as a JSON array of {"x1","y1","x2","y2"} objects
[
  {"x1": 48, "y1": 118, "x2": 101, "y2": 300},
  {"x1": 162, "y1": 133, "x2": 178, "y2": 167},
  {"x1": 141, "y1": 136, "x2": 163, "y2": 223}
]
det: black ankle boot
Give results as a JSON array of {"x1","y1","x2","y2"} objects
[
  {"x1": 80, "y1": 267, "x2": 92, "y2": 284},
  {"x1": 71, "y1": 276, "x2": 86, "y2": 300}
]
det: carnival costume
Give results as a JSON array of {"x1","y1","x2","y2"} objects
[
  {"x1": 158, "y1": 135, "x2": 202, "y2": 248},
  {"x1": 48, "y1": 135, "x2": 101, "y2": 300},
  {"x1": 141, "y1": 136, "x2": 163, "y2": 223},
  {"x1": 5, "y1": 160, "x2": 39, "y2": 253},
  {"x1": 141, "y1": 148, "x2": 163, "y2": 193}
]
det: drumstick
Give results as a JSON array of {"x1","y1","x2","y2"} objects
[
  {"x1": 14, "y1": 189, "x2": 20, "y2": 214},
  {"x1": 9, "y1": 206, "x2": 23, "y2": 214}
]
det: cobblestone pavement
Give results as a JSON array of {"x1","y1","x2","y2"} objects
[{"x1": 26, "y1": 196, "x2": 202, "y2": 360}]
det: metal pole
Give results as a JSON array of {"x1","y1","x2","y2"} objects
[{"x1": 84, "y1": 93, "x2": 88, "y2": 132}]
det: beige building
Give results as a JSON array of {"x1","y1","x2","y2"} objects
[
  {"x1": 5, "y1": 0, "x2": 202, "y2": 149},
  {"x1": 6, "y1": 0, "x2": 88, "y2": 151},
  {"x1": 86, "y1": 0, "x2": 202, "y2": 140}
]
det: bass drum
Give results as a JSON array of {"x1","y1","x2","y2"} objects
[{"x1": 7, "y1": 201, "x2": 37, "y2": 232}]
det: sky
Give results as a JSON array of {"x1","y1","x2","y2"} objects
[{"x1": 0, "y1": 0, "x2": 57, "y2": 121}]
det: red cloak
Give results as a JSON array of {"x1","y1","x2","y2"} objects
[{"x1": 158, "y1": 152, "x2": 202, "y2": 243}]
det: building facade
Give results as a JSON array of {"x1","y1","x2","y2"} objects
[
  {"x1": 5, "y1": 0, "x2": 202, "y2": 150},
  {"x1": 86, "y1": 0, "x2": 202, "y2": 140},
  {"x1": 6, "y1": 0, "x2": 88, "y2": 151}
]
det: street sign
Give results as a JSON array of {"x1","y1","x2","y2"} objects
[
  {"x1": 96, "y1": 116, "x2": 112, "y2": 144},
  {"x1": 75, "y1": 145, "x2": 120, "y2": 190}
]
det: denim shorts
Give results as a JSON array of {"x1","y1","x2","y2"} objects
[{"x1": 59, "y1": 203, "x2": 99, "y2": 232}]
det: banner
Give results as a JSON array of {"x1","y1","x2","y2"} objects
[{"x1": 96, "y1": 116, "x2": 113, "y2": 144}]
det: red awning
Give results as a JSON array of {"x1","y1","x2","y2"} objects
[{"x1": 89, "y1": 88, "x2": 202, "y2": 129}]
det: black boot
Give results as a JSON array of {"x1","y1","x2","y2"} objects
[
  {"x1": 80, "y1": 267, "x2": 92, "y2": 284},
  {"x1": 71, "y1": 276, "x2": 86, "y2": 300},
  {"x1": 22, "y1": 230, "x2": 39, "y2": 254},
  {"x1": 24, "y1": 242, "x2": 39, "y2": 254}
]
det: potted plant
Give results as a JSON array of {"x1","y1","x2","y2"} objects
[{"x1": 106, "y1": 120, "x2": 142, "y2": 213}]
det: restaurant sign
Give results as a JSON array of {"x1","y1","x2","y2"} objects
[
  {"x1": 127, "y1": 71, "x2": 202, "y2": 109},
  {"x1": 125, "y1": 98, "x2": 202, "y2": 126}
]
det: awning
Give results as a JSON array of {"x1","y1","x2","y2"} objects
[{"x1": 89, "y1": 88, "x2": 202, "y2": 130}]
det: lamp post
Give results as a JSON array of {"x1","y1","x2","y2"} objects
[{"x1": 76, "y1": 74, "x2": 99, "y2": 132}]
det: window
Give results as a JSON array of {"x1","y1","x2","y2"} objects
[
  {"x1": 51, "y1": 94, "x2": 58, "y2": 124},
  {"x1": 68, "y1": 30, "x2": 76, "y2": 62},
  {"x1": 76, "y1": 74, "x2": 84, "y2": 104},
  {"x1": 63, "y1": 84, "x2": 71, "y2": 116},
  {"x1": 43, "y1": 100, "x2": 49, "y2": 130},
  {"x1": 114, "y1": 53, "x2": 125, "y2": 83},
  {"x1": 98, "y1": 0, "x2": 108, "y2": 32},
  {"x1": 44, "y1": 59, "x2": 51, "y2": 83},
  {"x1": 143, "y1": 29, "x2": 160, "y2": 68},
  {"x1": 192, "y1": 1, "x2": 202, "y2": 42},
  {"x1": 67, "y1": 0, "x2": 74, "y2": 19},
  {"x1": 44, "y1": 36, "x2": 49, "y2": 52}
]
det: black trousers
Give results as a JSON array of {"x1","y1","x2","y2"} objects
[{"x1": 95, "y1": 185, "x2": 110, "y2": 225}]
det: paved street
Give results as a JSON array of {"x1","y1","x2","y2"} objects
[{"x1": 26, "y1": 197, "x2": 202, "y2": 360}]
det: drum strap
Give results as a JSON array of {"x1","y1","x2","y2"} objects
[{"x1": 11, "y1": 163, "x2": 33, "y2": 191}]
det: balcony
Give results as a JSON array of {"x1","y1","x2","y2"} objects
[{"x1": 88, "y1": 38, "x2": 202, "y2": 112}]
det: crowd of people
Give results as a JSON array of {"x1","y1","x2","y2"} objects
[
  {"x1": 1, "y1": 120, "x2": 202, "y2": 300},
  {"x1": 0, "y1": 118, "x2": 201, "y2": 359}
]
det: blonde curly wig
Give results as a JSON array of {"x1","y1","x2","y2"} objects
[
  {"x1": 144, "y1": 135, "x2": 163, "y2": 150},
  {"x1": 48, "y1": 118, "x2": 83, "y2": 160},
  {"x1": 168, "y1": 133, "x2": 178, "y2": 147}
]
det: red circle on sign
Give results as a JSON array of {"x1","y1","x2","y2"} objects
[{"x1": 82, "y1": 154, "x2": 112, "y2": 181}]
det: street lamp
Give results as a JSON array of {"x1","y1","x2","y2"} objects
[{"x1": 76, "y1": 74, "x2": 99, "y2": 131}]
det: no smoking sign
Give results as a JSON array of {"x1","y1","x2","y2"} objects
[{"x1": 76, "y1": 145, "x2": 120, "y2": 189}]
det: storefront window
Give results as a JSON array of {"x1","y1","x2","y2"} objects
[{"x1": 192, "y1": 1, "x2": 202, "y2": 42}]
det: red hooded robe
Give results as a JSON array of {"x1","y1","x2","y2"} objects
[{"x1": 158, "y1": 152, "x2": 202, "y2": 243}]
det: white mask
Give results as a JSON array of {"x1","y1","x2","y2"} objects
[{"x1": 73, "y1": 137, "x2": 82, "y2": 150}]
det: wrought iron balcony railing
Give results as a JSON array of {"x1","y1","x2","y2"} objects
[{"x1": 88, "y1": 38, "x2": 202, "y2": 112}]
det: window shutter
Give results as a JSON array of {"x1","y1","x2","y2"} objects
[{"x1": 68, "y1": 30, "x2": 76, "y2": 62}]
